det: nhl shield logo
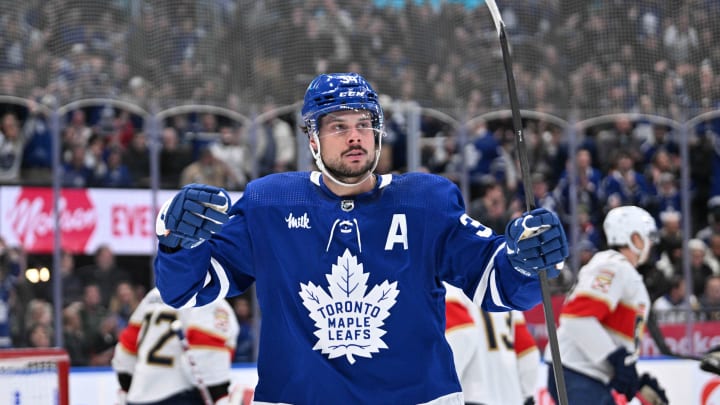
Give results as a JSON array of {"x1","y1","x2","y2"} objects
[{"x1": 341, "y1": 200, "x2": 354, "y2": 212}]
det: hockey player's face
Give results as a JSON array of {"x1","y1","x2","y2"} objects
[{"x1": 316, "y1": 110, "x2": 377, "y2": 181}]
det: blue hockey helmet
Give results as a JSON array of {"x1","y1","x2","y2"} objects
[{"x1": 301, "y1": 73, "x2": 384, "y2": 135}]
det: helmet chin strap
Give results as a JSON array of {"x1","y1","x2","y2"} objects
[{"x1": 309, "y1": 131, "x2": 383, "y2": 189}]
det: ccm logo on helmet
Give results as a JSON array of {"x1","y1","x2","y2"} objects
[{"x1": 339, "y1": 90, "x2": 365, "y2": 97}]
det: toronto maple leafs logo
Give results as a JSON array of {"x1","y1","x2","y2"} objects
[{"x1": 299, "y1": 249, "x2": 399, "y2": 364}]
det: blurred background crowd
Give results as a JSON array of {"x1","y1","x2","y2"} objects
[{"x1": 1, "y1": 0, "x2": 720, "y2": 364}]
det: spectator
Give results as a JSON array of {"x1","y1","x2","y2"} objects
[
  {"x1": 553, "y1": 148, "x2": 603, "y2": 228},
  {"x1": 108, "y1": 280, "x2": 138, "y2": 331},
  {"x1": 652, "y1": 274, "x2": 699, "y2": 323},
  {"x1": 595, "y1": 117, "x2": 643, "y2": 173},
  {"x1": 62, "y1": 302, "x2": 89, "y2": 366},
  {"x1": 640, "y1": 124, "x2": 679, "y2": 169},
  {"x1": 61, "y1": 144, "x2": 95, "y2": 188},
  {"x1": 0, "y1": 240, "x2": 22, "y2": 348},
  {"x1": 60, "y1": 250, "x2": 84, "y2": 307},
  {"x1": 77, "y1": 283, "x2": 118, "y2": 364},
  {"x1": 89, "y1": 313, "x2": 119, "y2": 366},
  {"x1": 0, "y1": 111, "x2": 31, "y2": 183},
  {"x1": 649, "y1": 172, "x2": 682, "y2": 226},
  {"x1": 179, "y1": 146, "x2": 239, "y2": 189},
  {"x1": 97, "y1": 146, "x2": 133, "y2": 187},
  {"x1": 26, "y1": 322, "x2": 53, "y2": 348},
  {"x1": 465, "y1": 120, "x2": 502, "y2": 183},
  {"x1": 159, "y1": 126, "x2": 194, "y2": 189},
  {"x1": 697, "y1": 196, "x2": 720, "y2": 244},
  {"x1": 663, "y1": 13, "x2": 699, "y2": 69},
  {"x1": 63, "y1": 109, "x2": 93, "y2": 150},
  {"x1": 257, "y1": 99, "x2": 297, "y2": 176},
  {"x1": 85, "y1": 134, "x2": 109, "y2": 183},
  {"x1": 656, "y1": 211, "x2": 684, "y2": 279},
  {"x1": 209, "y1": 124, "x2": 252, "y2": 189},
  {"x1": 21, "y1": 99, "x2": 55, "y2": 184},
  {"x1": 122, "y1": 131, "x2": 150, "y2": 187},
  {"x1": 468, "y1": 176, "x2": 510, "y2": 234},
  {"x1": 708, "y1": 233, "x2": 720, "y2": 273},
  {"x1": 600, "y1": 150, "x2": 653, "y2": 211},
  {"x1": 187, "y1": 113, "x2": 222, "y2": 159},
  {"x1": 576, "y1": 206, "x2": 602, "y2": 250},
  {"x1": 22, "y1": 298, "x2": 53, "y2": 347},
  {"x1": 699, "y1": 275, "x2": 720, "y2": 321},
  {"x1": 689, "y1": 238, "x2": 716, "y2": 297},
  {"x1": 78, "y1": 284, "x2": 108, "y2": 339},
  {"x1": 231, "y1": 295, "x2": 256, "y2": 363},
  {"x1": 528, "y1": 172, "x2": 559, "y2": 213},
  {"x1": 76, "y1": 244, "x2": 131, "y2": 307}
]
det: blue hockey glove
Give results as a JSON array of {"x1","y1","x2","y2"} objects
[
  {"x1": 504, "y1": 208, "x2": 568, "y2": 277},
  {"x1": 606, "y1": 347, "x2": 639, "y2": 401},
  {"x1": 156, "y1": 184, "x2": 230, "y2": 249},
  {"x1": 637, "y1": 373, "x2": 668, "y2": 405}
]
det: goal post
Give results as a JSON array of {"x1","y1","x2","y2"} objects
[{"x1": 0, "y1": 348, "x2": 70, "y2": 405}]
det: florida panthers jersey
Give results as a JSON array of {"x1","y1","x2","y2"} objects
[
  {"x1": 112, "y1": 288, "x2": 239, "y2": 403},
  {"x1": 444, "y1": 283, "x2": 539, "y2": 404},
  {"x1": 549, "y1": 250, "x2": 650, "y2": 383},
  {"x1": 154, "y1": 171, "x2": 543, "y2": 405}
]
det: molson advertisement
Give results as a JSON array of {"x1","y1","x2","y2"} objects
[{"x1": 0, "y1": 186, "x2": 241, "y2": 255}]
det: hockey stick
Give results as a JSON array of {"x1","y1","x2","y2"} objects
[
  {"x1": 484, "y1": 2, "x2": 569, "y2": 404},
  {"x1": 645, "y1": 310, "x2": 703, "y2": 361},
  {"x1": 646, "y1": 299, "x2": 720, "y2": 376},
  {"x1": 171, "y1": 320, "x2": 214, "y2": 405}
]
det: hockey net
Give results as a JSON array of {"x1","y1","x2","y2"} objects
[{"x1": 0, "y1": 348, "x2": 70, "y2": 405}]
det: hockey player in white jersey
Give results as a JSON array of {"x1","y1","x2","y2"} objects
[
  {"x1": 546, "y1": 206, "x2": 668, "y2": 404},
  {"x1": 444, "y1": 283, "x2": 539, "y2": 405},
  {"x1": 152, "y1": 72, "x2": 569, "y2": 404},
  {"x1": 112, "y1": 288, "x2": 239, "y2": 405}
]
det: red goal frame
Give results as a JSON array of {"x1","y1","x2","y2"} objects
[{"x1": 0, "y1": 347, "x2": 70, "y2": 405}]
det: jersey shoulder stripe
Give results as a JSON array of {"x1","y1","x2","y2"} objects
[
  {"x1": 118, "y1": 323, "x2": 141, "y2": 354},
  {"x1": 601, "y1": 301, "x2": 642, "y2": 340},
  {"x1": 445, "y1": 300, "x2": 475, "y2": 331},
  {"x1": 514, "y1": 321, "x2": 537, "y2": 356},
  {"x1": 561, "y1": 294, "x2": 612, "y2": 320}
]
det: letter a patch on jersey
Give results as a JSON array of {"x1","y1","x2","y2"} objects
[{"x1": 299, "y1": 249, "x2": 400, "y2": 364}]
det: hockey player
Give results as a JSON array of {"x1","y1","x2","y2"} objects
[
  {"x1": 444, "y1": 283, "x2": 539, "y2": 405},
  {"x1": 546, "y1": 206, "x2": 668, "y2": 405},
  {"x1": 111, "y1": 288, "x2": 239, "y2": 405},
  {"x1": 153, "y1": 72, "x2": 569, "y2": 404}
]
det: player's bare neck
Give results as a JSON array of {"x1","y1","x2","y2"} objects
[{"x1": 325, "y1": 173, "x2": 376, "y2": 197}]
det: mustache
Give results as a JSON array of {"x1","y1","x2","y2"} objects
[{"x1": 343, "y1": 145, "x2": 367, "y2": 155}]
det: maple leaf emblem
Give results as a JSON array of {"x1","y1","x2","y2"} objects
[{"x1": 299, "y1": 249, "x2": 399, "y2": 364}]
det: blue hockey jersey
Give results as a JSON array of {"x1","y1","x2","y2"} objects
[{"x1": 154, "y1": 171, "x2": 543, "y2": 404}]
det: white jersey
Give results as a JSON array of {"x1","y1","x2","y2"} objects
[
  {"x1": 549, "y1": 250, "x2": 650, "y2": 383},
  {"x1": 444, "y1": 283, "x2": 539, "y2": 404},
  {"x1": 112, "y1": 288, "x2": 239, "y2": 403}
]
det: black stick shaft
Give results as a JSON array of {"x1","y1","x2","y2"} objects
[{"x1": 497, "y1": 27, "x2": 570, "y2": 405}]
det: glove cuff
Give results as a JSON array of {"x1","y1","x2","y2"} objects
[{"x1": 606, "y1": 346, "x2": 631, "y2": 366}]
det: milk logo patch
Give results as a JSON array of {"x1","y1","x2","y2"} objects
[
  {"x1": 286, "y1": 212, "x2": 311, "y2": 229},
  {"x1": 299, "y1": 249, "x2": 399, "y2": 364}
]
